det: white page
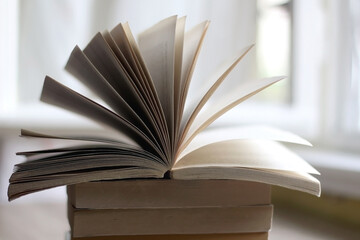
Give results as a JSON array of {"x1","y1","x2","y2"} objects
[
  {"x1": 171, "y1": 166, "x2": 321, "y2": 197},
  {"x1": 122, "y1": 22, "x2": 171, "y2": 158},
  {"x1": 177, "y1": 125, "x2": 311, "y2": 160},
  {"x1": 179, "y1": 45, "x2": 254, "y2": 142},
  {"x1": 138, "y1": 16, "x2": 177, "y2": 146},
  {"x1": 9, "y1": 167, "x2": 164, "y2": 201},
  {"x1": 109, "y1": 26, "x2": 153, "y2": 113},
  {"x1": 82, "y1": 33, "x2": 150, "y2": 121},
  {"x1": 65, "y1": 45, "x2": 156, "y2": 145},
  {"x1": 180, "y1": 76, "x2": 284, "y2": 152},
  {"x1": 20, "y1": 129, "x2": 138, "y2": 147},
  {"x1": 174, "y1": 139, "x2": 319, "y2": 175},
  {"x1": 40, "y1": 76, "x2": 164, "y2": 159},
  {"x1": 122, "y1": 22, "x2": 167, "y2": 132},
  {"x1": 178, "y1": 20, "x2": 209, "y2": 136},
  {"x1": 174, "y1": 16, "x2": 186, "y2": 136},
  {"x1": 103, "y1": 30, "x2": 169, "y2": 158}
]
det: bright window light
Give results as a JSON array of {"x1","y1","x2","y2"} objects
[{"x1": 256, "y1": 0, "x2": 292, "y2": 104}]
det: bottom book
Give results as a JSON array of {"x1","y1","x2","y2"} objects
[
  {"x1": 66, "y1": 232, "x2": 269, "y2": 240},
  {"x1": 67, "y1": 180, "x2": 273, "y2": 239},
  {"x1": 69, "y1": 205, "x2": 273, "y2": 237}
]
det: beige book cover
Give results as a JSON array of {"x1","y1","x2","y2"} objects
[
  {"x1": 68, "y1": 232, "x2": 268, "y2": 240},
  {"x1": 67, "y1": 179, "x2": 271, "y2": 209},
  {"x1": 69, "y1": 205, "x2": 273, "y2": 237}
]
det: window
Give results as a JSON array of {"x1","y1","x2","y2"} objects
[
  {"x1": 256, "y1": 0, "x2": 293, "y2": 103},
  {"x1": 0, "y1": 0, "x2": 18, "y2": 113},
  {"x1": 219, "y1": 0, "x2": 322, "y2": 140},
  {"x1": 350, "y1": 0, "x2": 360, "y2": 131},
  {"x1": 321, "y1": 0, "x2": 360, "y2": 151}
]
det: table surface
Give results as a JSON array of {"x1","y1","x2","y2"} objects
[{"x1": 1, "y1": 202, "x2": 359, "y2": 240}]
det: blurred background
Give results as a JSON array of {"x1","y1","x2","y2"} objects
[{"x1": 0, "y1": 0, "x2": 359, "y2": 239}]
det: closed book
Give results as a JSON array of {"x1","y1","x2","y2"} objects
[
  {"x1": 67, "y1": 232, "x2": 268, "y2": 240},
  {"x1": 69, "y1": 205, "x2": 273, "y2": 237},
  {"x1": 67, "y1": 179, "x2": 271, "y2": 209}
]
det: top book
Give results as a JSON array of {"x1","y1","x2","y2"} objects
[{"x1": 8, "y1": 16, "x2": 320, "y2": 201}]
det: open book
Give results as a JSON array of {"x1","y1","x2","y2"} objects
[{"x1": 8, "y1": 16, "x2": 320, "y2": 201}]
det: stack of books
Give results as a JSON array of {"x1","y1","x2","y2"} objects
[{"x1": 67, "y1": 179, "x2": 272, "y2": 240}]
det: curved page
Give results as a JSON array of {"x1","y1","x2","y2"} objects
[
  {"x1": 177, "y1": 125, "x2": 312, "y2": 161},
  {"x1": 180, "y1": 76, "x2": 284, "y2": 153},
  {"x1": 19, "y1": 129, "x2": 139, "y2": 150},
  {"x1": 179, "y1": 45, "x2": 254, "y2": 143},
  {"x1": 171, "y1": 167, "x2": 320, "y2": 196},
  {"x1": 174, "y1": 139, "x2": 319, "y2": 175},
  {"x1": 138, "y1": 16, "x2": 177, "y2": 145},
  {"x1": 40, "y1": 76, "x2": 165, "y2": 159},
  {"x1": 9, "y1": 167, "x2": 164, "y2": 201},
  {"x1": 178, "y1": 20, "x2": 210, "y2": 124}
]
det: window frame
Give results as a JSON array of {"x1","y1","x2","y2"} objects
[
  {"x1": 217, "y1": 0, "x2": 322, "y2": 140},
  {"x1": 320, "y1": 0, "x2": 360, "y2": 152},
  {"x1": 0, "y1": 0, "x2": 18, "y2": 114}
]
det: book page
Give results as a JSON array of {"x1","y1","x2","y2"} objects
[
  {"x1": 103, "y1": 30, "x2": 168, "y2": 156},
  {"x1": 174, "y1": 16, "x2": 186, "y2": 143},
  {"x1": 109, "y1": 26, "x2": 153, "y2": 111},
  {"x1": 177, "y1": 125, "x2": 312, "y2": 160},
  {"x1": 121, "y1": 23, "x2": 156, "y2": 94},
  {"x1": 122, "y1": 22, "x2": 167, "y2": 128},
  {"x1": 174, "y1": 139, "x2": 319, "y2": 175},
  {"x1": 179, "y1": 45, "x2": 254, "y2": 144},
  {"x1": 103, "y1": 30, "x2": 149, "y2": 107},
  {"x1": 82, "y1": 33, "x2": 151, "y2": 124},
  {"x1": 172, "y1": 166, "x2": 321, "y2": 196},
  {"x1": 19, "y1": 129, "x2": 138, "y2": 148},
  {"x1": 122, "y1": 22, "x2": 171, "y2": 157},
  {"x1": 65, "y1": 45, "x2": 156, "y2": 146},
  {"x1": 13, "y1": 148, "x2": 165, "y2": 180},
  {"x1": 111, "y1": 24, "x2": 145, "y2": 86},
  {"x1": 138, "y1": 15, "x2": 177, "y2": 148},
  {"x1": 177, "y1": 20, "x2": 209, "y2": 139},
  {"x1": 40, "y1": 76, "x2": 165, "y2": 159},
  {"x1": 9, "y1": 167, "x2": 164, "y2": 201},
  {"x1": 172, "y1": 139, "x2": 320, "y2": 196},
  {"x1": 179, "y1": 76, "x2": 284, "y2": 153},
  {"x1": 110, "y1": 24, "x2": 170, "y2": 158}
]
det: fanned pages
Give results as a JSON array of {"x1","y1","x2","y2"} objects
[
  {"x1": 8, "y1": 16, "x2": 320, "y2": 201},
  {"x1": 179, "y1": 44, "x2": 254, "y2": 144},
  {"x1": 179, "y1": 76, "x2": 284, "y2": 153},
  {"x1": 138, "y1": 16, "x2": 177, "y2": 152},
  {"x1": 178, "y1": 21, "x2": 210, "y2": 128},
  {"x1": 110, "y1": 24, "x2": 171, "y2": 161},
  {"x1": 174, "y1": 16, "x2": 186, "y2": 143}
]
